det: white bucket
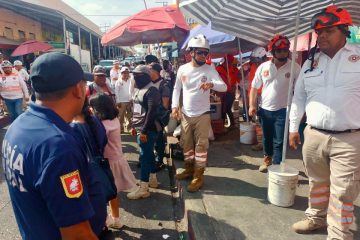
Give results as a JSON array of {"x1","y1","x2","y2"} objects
[
  {"x1": 267, "y1": 165, "x2": 299, "y2": 207},
  {"x1": 239, "y1": 122, "x2": 256, "y2": 144}
]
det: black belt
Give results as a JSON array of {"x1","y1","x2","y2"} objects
[{"x1": 310, "y1": 126, "x2": 360, "y2": 134}]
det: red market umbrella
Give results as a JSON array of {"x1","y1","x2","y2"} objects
[
  {"x1": 11, "y1": 40, "x2": 53, "y2": 56},
  {"x1": 101, "y1": 6, "x2": 190, "y2": 46}
]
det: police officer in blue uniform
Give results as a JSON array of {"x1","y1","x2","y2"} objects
[{"x1": 2, "y1": 52, "x2": 105, "y2": 240}]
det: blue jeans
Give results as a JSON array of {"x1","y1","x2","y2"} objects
[
  {"x1": 137, "y1": 131, "x2": 157, "y2": 182},
  {"x1": 155, "y1": 131, "x2": 166, "y2": 163},
  {"x1": 259, "y1": 108, "x2": 286, "y2": 164},
  {"x1": 4, "y1": 98, "x2": 23, "y2": 122}
]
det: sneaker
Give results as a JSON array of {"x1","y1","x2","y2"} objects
[
  {"x1": 106, "y1": 215, "x2": 124, "y2": 229},
  {"x1": 259, "y1": 156, "x2": 272, "y2": 173},
  {"x1": 292, "y1": 218, "x2": 327, "y2": 234},
  {"x1": 127, "y1": 181, "x2": 150, "y2": 200}
]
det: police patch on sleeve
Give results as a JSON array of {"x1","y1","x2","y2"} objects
[{"x1": 60, "y1": 170, "x2": 83, "y2": 198}]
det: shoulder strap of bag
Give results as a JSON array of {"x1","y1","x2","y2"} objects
[{"x1": 77, "y1": 124, "x2": 97, "y2": 158}]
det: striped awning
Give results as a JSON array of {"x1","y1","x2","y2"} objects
[{"x1": 180, "y1": 0, "x2": 360, "y2": 46}]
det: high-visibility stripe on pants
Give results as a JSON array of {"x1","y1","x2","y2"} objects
[
  {"x1": 328, "y1": 197, "x2": 354, "y2": 225},
  {"x1": 184, "y1": 149, "x2": 195, "y2": 162}
]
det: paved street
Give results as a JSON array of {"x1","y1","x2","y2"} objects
[{"x1": 1, "y1": 126, "x2": 359, "y2": 240}]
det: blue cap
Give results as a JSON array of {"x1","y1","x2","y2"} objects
[{"x1": 30, "y1": 52, "x2": 86, "y2": 93}]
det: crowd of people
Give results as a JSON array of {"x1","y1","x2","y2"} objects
[{"x1": 1, "y1": 5, "x2": 359, "y2": 240}]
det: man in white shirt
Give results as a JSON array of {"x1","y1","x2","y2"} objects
[
  {"x1": 110, "y1": 60, "x2": 121, "y2": 90},
  {"x1": 172, "y1": 35, "x2": 227, "y2": 192},
  {"x1": 13, "y1": 60, "x2": 29, "y2": 82},
  {"x1": 249, "y1": 35, "x2": 301, "y2": 173},
  {"x1": 114, "y1": 66, "x2": 134, "y2": 132},
  {"x1": 289, "y1": 6, "x2": 360, "y2": 239},
  {"x1": 0, "y1": 60, "x2": 29, "y2": 122}
]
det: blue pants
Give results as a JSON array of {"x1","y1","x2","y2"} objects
[
  {"x1": 4, "y1": 98, "x2": 23, "y2": 122},
  {"x1": 137, "y1": 131, "x2": 157, "y2": 182},
  {"x1": 259, "y1": 108, "x2": 286, "y2": 164},
  {"x1": 155, "y1": 131, "x2": 166, "y2": 163}
]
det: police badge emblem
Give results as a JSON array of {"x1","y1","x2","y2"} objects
[
  {"x1": 60, "y1": 170, "x2": 83, "y2": 198},
  {"x1": 285, "y1": 72, "x2": 291, "y2": 78},
  {"x1": 201, "y1": 76, "x2": 208, "y2": 82}
]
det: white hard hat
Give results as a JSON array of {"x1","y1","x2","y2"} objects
[
  {"x1": 186, "y1": 34, "x2": 210, "y2": 50},
  {"x1": 13, "y1": 60, "x2": 23, "y2": 66},
  {"x1": 251, "y1": 47, "x2": 267, "y2": 58},
  {"x1": 113, "y1": 60, "x2": 120, "y2": 65},
  {"x1": 1, "y1": 60, "x2": 12, "y2": 68}
]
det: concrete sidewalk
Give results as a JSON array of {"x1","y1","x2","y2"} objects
[{"x1": 175, "y1": 129, "x2": 360, "y2": 240}]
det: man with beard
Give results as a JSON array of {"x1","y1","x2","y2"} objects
[
  {"x1": 249, "y1": 35, "x2": 301, "y2": 173},
  {"x1": 172, "y1": 34, "x2": 227, "y2": 192},
  {"x1": 127, "y1": 65, "x2": 160, "y2": 200},
  {"x1": 289, "y1": 6, "x2": 360, "y2": 240}
]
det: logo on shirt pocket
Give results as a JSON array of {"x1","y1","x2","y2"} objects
[
  {"x1": 348, "y1": 55, "x2": 360, "y2": 63},
  {"x1": 60, "y1": 170, "x2": 83, "y2": 198},
  {"x1": 262, "y1": 70, "x2": 269, "y2": 77},
  {"x1": 181, "y1": 75, "x2": 187, "y2": 82}
]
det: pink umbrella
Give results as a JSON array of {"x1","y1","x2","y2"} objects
[
  {"x1": 101, "y1": 6, "x2": 190, "y2": 46},
  {"x1": 11, "y1": 40, "x2": 53, "y2": 56}
]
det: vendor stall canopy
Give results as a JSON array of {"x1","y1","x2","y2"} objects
[{"x1": 180, "y1": 0, "x2": 360, "y2": 46}]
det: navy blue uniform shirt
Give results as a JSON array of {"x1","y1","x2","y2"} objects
[{"x1": 2, "y1": 103, "x2": 95, "y2": 240}]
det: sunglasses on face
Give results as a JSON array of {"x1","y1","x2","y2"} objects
[
  {"x1": 311, "y1": 12, "x2": 340, "y2": 29},
  {"x1": 275, "y1": 48, "x2": 289, "y2": 53},
  {"x1": 195, "y1": 50, "x2": 209, "y2": 56}
]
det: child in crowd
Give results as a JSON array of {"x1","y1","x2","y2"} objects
[{"x1": 89, "y1": 93, "x2": 137, "y2": 229}]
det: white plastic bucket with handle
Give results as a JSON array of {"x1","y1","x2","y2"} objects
[
  {"x1": 239, "y1": 122, "x2": 256, "y2": 144},
  {"x1": 267, "y1": 165, "x2": 299, "y2": 207}
]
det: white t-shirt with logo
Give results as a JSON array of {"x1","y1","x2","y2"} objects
[
  {"x1": 114, "y1": 76, "x2": 134, "y2": 103},
  {"x1": 252, "y1": 59, "x2": 301, "y2": 111},
  {"x1": 172, "y1": 62, "x2": 227, "y2": 117}
]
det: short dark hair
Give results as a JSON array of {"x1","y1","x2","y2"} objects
[
  {"x1": 34, "y1": 87, "x2": 71, "y2": 101},
  {"x1": 89, "y1": 93, "x2": 119, "y2": 120},
  {"x1": 145, "y1": 55, "x2": 159, "y2": 64}
]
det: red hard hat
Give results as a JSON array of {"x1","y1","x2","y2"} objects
[
  {"x1": 311, "y1": 6, "x2": 352, "y2": 30},
  {"x1": 267, "y1": 35, "x2": 290, "y2": 52}
]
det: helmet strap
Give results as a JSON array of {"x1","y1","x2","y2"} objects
[
  {"x1": 306, "y1": 41, "x2": 319, "y2": 73},
  {"x1": 337, "y1": 25, "x2": 351, "y2": 38}
]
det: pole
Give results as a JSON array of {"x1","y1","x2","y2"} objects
[
  {"x1": 89, "y1": 32, "x2": 93, "y2": 70},
  {"x1": 143, "y1": 0, "x2": 148, "y2": 9},
  {"x1": 237, "y1": 38, "x2": 249, "y2": 122},
  {"x1": 78, "y1": 26, "x2": 82, "y2": 65},
  {"x1": 62, "y1": 18, "x2": 68, "y2": 55},
  {"x1": 98, "y1": 38, "x2": 101, "y2": 60},
  {"x1": 281, "y1": 0, "x2": 302, "y2": 169}
]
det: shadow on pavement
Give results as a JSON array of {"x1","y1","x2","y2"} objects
[
  {"x1": 102, "y1": 225, "x2": 178, "y2": 240},
  {"x1": 188, "y1": 210, "x2": 246, "y2": 240}
]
